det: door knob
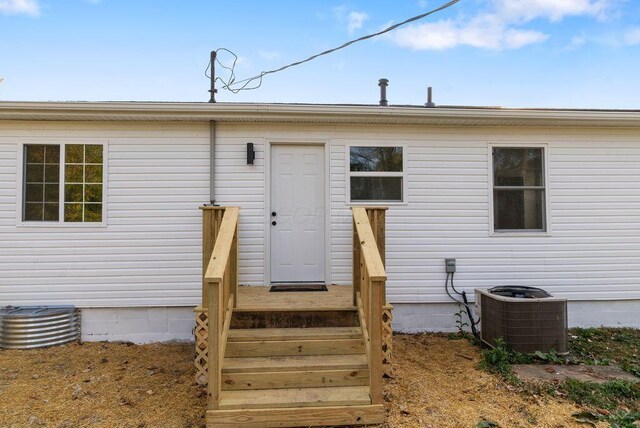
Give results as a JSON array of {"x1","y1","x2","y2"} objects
[
  {"x1": 271, "y1": 211, "x2": 277, "y2": 217},
  {"x1": 272, "y1": 221, "x2": 277, "y2": 226}
]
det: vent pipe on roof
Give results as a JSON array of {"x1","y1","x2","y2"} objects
[
  {"x1": 425, "y1": 86, "x2": 436, "y2": 108},
  {"x1": 378, "y1": 78, "x2": 389, "y2": 106}
]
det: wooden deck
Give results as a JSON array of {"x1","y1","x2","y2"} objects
[{"x1": 235, "y1": 285, "x2": 355, "y2": 312}]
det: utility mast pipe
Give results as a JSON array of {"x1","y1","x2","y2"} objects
[{"x1": 209, "y1": 51, "x2": 217, "y2": 103}]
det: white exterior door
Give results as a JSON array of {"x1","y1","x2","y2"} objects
[{"x1": 270, "y1": 145, "x2": 325, "y2": 283}]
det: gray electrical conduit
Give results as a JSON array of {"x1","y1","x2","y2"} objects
[{"x1": 209, "y1": 120, "x2": 216, "y2": 205}]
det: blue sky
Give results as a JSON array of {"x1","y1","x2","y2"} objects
[{"x1": 1, "y1": 0, "x2": 639, "y2": 108}]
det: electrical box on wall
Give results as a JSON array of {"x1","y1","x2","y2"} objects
[{"x1": 445, "y1": 258, "x2": 456, "y2": 273}]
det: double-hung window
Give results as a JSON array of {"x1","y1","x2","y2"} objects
[
  {"x1": 349, "y1": 146, "x2": 405, "y2": 203},
  {"x1": 492, "y1": 146, "x2": 546, "y2": 232},
  {"x1": 22, "y1": 143, "x2": 105, "y2": 223}
]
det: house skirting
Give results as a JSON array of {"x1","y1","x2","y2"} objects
[
  {"x1": 80, "y1": 307, "x2": 195, "y2": 343},
  {"x1": 392, "y1": 300, "x2": 640, "y2": 333},
  {"x1": 78, "y1": 300, "x2": 640, "y2": 344}
]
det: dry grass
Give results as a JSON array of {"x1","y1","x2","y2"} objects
[
  {"x1": 0, "y1": 334, "x2": 599, "y2": 428},
  {"x1": 0, "y1": 341, "x2": 206, "y2": 428},
  {"x1": 384, "y1": 334, "x2": 602, "y2": 428}
]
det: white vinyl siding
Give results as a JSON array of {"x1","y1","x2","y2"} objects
[
  {"x1": 0, "y1": 121, "x2": 209, "y2": 307},
  {"x1": 214, "y1": 123, "x2": 640, "y2": 304},
  {"x1": 2, "y1": 121, "x2": 640, "y2": 308}
]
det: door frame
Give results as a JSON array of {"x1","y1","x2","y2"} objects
[{"x1": 264, "y1": 139, "x2": 331, "y2": 285}]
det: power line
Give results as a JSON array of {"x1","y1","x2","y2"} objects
[{"x1": 209, "y1": 0, "x2": 462, "y2": 94}]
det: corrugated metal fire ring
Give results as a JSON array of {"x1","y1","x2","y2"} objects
[{"x1": 0, "y1": 306, "x2": 80, "y2": 349}]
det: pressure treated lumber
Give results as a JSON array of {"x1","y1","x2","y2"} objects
[
  {"x1": 351, "y1": 207, "x2": 386, "y2": 281},
  {"x1": 221, "y1": 368, "x2": 369, "y2": 390},
  {"x1": 227, "y1": 327, "x2": 362, "y2": 342},
  {"x1": 204, "y1": 206, "x2": 239, "y2": 282},
  {"x1": 235, "y1": 285, "x2": 355, "y2": 312},
  {"x1": 225, "y1": 338, "x2": 364, "y2": 357},
  {"x1": 207, "y1": 404, "x2": 385, "y2": 428},
  {"x1": 223, "y1": 354, "x2": 368, "y2": 373},
  {"x1": 218, "y1": 386, "x2": 371, "y2": 409}
]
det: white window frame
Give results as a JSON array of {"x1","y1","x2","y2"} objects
[
  {"x1": 346, "y1": 143, "x2": 408, "y2": 205},
  {"x1": 16, "y1": 140, "x2": 108, "y2": 228},
  {"x1": 488, "y1": 143, "x2": 551, "y2": 236}
]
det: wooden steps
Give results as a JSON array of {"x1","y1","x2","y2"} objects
[
  {"x1": 219, "y1": 386, "x2": 371, "y2": 409},
  {"x1": 207, "y1": 405, "x2": 385, "y2": 428},
  {"x1": 222, "y1": 368, "x2": 369, "y2": 390},
  {"x1": 228, "y1": 326, "x2": 362, "y2": 341},
  {"x1": 223, "y1": 354, "x2": 368, "y2": 373},
  {"x1": 207, "y1": 324, "x2": 384, "y2": 427}
]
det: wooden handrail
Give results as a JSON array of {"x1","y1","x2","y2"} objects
[
  {"x1": 351, "y1": 206, "x2": 387, "y2": 406},
  {"x1": 205, "y1": 206, "x2": 240, "y2": 283},
  {"x1": 200, "y1": 206, "x2": 240, "y2": 411},
  {"x1": 352, "y1": 207, "x2": 386, "y2": 281}
]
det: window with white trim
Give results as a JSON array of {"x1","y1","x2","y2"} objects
[
  {"x1": 23, "y1": 144, "x2": 104, "y2": 223},
  {"x1": 492, "y1": 147, "x2": 546, "y2": 232},
  {"x1": 349, "y1": 146, "x2": 404, "y2": 202}
]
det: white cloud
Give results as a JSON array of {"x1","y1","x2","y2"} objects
[
  {"x1": 389, "y1": 0, "x2": 615, "y2": 51},
  {"x1": 624, "y1": 28, "x2": 640, "y2": 45},
  {"x1": 333, "y1": 5, "x2": 369, "y2": 34},
  {"x1": 347, "y1": 11, "x2": 369, "y2": 33},
  {"x1": 494, "y1": 0, "x2": 613, "y2": 23},
  {"x1": 0, "y1": 0, "x2": 39, "y2": 16},
  {"x1": 392, "y1": 14, "x2": 548, "y2": 51}
]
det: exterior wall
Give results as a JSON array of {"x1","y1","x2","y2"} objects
[
  {"x1": 2, "y1": 120, "x2": 640, "y2": 340},
  {"x1": 214, "y1": 123, "x2": 640, "y2": 307},
  {"x1": 0, "y1": 121, "x2": 209, "y2": 307}
]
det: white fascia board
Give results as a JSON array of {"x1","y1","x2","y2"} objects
[{"x1": 1, "y1": 101, "x2": 640, "y2": 127}]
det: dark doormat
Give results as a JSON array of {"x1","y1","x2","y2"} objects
[{"x1": 269, "y1": 284, "x2": 328, "y2": 292}]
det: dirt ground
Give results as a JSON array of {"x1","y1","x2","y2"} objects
[
  {"x1": 0, "y1": 334, "x2": 594, "y2": 428},
  {"x1": 384, "y1": 334, "x2": 598, "y2": 428},
  {"x1": 0, "y1": 341, "x2": 207, "y2": 427}
]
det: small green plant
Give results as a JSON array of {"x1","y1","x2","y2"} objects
[
  {"x1": 454, "y1": 305, "x2": 469, "y2": 333},
  {"x1": 480, "y1": 338, "x2": 514, "y2": 379},
  {"x1": 533, "y1": 349, "x2": 565, "y2": 364},
  {"x1": 447, "y1": 304, "x2": 474, "y2": 340},
  {"x1": 573, "y1": 410, "x2": 640, "y2": 428}
]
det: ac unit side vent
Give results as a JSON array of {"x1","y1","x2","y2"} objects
[{"x1": 478, "y1": 287, "x2": 567, "y2": 354}]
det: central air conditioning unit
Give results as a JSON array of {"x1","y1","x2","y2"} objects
[{"x1": 475, "y1": 286, "x2": 568, "y2": 354}]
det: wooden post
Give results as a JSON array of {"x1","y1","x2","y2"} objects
[
  {"x1": 231, "y1": 223, "x2": 238, "y2": 308},
  {"x1": 366, "y1": 207, "x2": 387, "y2": 305},
  {"x1": 207, "y1": 280, "x2": 222, "y2": 409},
  {"x1": 365, "y1": 207, "x2": 387, "y2": 265},
  {"x1": 369, "y1": 279, "x2": 385, "y2": 404},
  {"x1": 200, "y1": 206, "x2": 226, "y2": 308},
  {"x1": 352, "y1": 217, "x2": 361, "y2": 306}
]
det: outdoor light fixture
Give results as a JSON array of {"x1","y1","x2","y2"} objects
[{"x1": 246, "y1": 142, "x2": 255, "y2": 165}]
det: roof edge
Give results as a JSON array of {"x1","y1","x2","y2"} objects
[{"x1": 1, "y1": 101, "x2": 640, "y2": 127}]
